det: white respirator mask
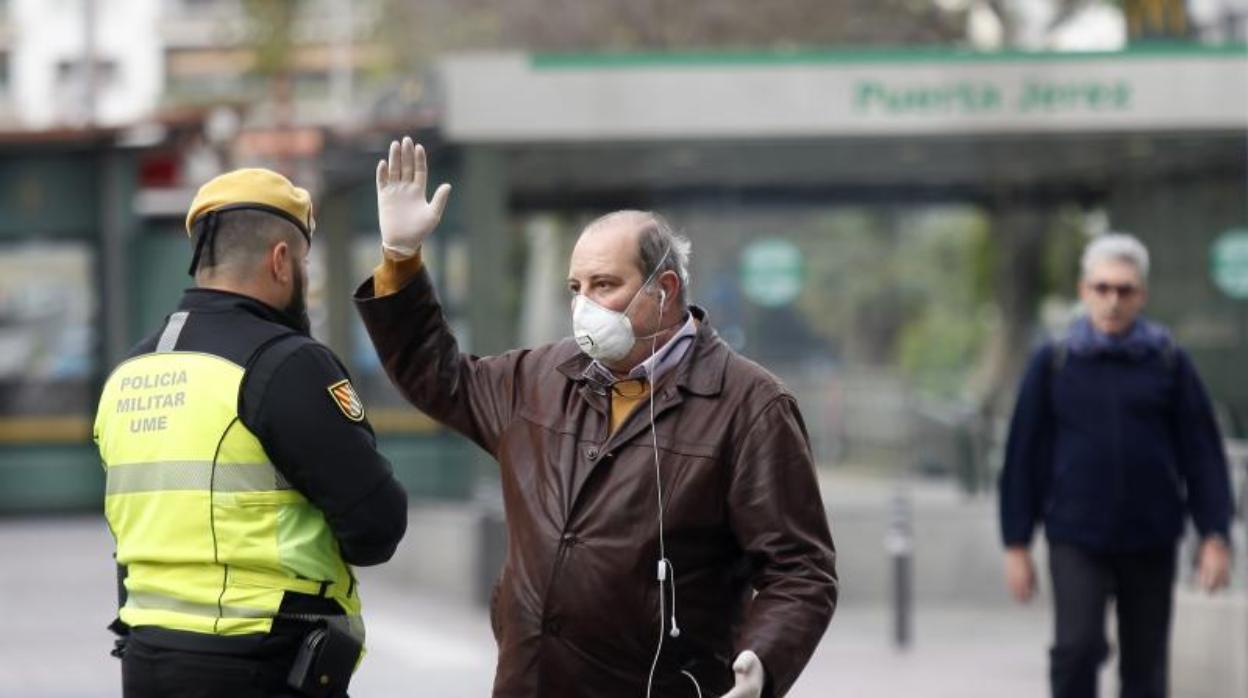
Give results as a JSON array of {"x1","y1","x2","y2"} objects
[
  {"x1": 572, "y1": 246, "x2": 671, "y2": 363},
  {"x1": 572, "y1": 294, "x2": 640, "y2": 363}
]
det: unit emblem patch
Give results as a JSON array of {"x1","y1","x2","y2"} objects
[{"x1": 327, "y1": 379, "x2": 365, "y2": 422}]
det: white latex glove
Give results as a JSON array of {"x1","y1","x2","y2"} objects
[
  {"x1": 375, "y1": 136, "x2": 451, "y2": 260},
  {"x1": 720, "y1": 650, "x2": 764, "y2": 698}
]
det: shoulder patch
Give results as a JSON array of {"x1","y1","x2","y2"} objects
[{"x1": 327, "y1": 379, "x2": 365, "y2": 422}]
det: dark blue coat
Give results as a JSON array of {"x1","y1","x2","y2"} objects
[{"x1": 999, "y1": 319, "x2": 1233, "y2": 553}]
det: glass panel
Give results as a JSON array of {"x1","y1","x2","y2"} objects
[{"x1": 0, "y1": 241, "x2": 96, "y2": 419}]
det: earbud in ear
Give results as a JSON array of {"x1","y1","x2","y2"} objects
[{"x1": 660, "y1": 289, "x2": 667, "y2": 304}]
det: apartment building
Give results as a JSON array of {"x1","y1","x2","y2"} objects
[{"x1": 0, "y1": 0, "x2": 381, "y2": 131}]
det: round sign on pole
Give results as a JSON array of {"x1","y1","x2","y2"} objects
[
  {"x1": 740, "y1": 238, "x2": 804, "y2": 307},
  {"x1": 1211, "y1": 228, "x2": 1248, "y2": 300}
]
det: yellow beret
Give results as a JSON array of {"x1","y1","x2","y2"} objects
[{"x1": 185, "y1": 168, "x2": 314, "y2": 240}]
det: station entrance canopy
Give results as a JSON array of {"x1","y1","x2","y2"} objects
[
  {"x1": 436, "y1": 46, "x2": 1247, "y2": 203},
  {"x1": 442, "y1": 46, "x2": 1247, "y2": 142}
]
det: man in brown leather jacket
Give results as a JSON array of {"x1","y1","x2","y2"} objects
[{"x1": 355, "y1": 137, "x2": 837, "y2": 698}]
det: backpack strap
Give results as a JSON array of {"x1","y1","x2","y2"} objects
[{"x1": 1050, "y1": 338, "x2": 1070, "y2": 374}]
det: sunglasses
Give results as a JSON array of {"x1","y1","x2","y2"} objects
[{"x1": 1088, "y1": 282, "x2": 1140, "y2": 299}]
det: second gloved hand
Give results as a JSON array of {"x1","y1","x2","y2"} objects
[
  {"x1": 720, "y1": 650, "x2": 764, "y2": 698},
  {"x1": 376, "y1": 136, "x2": 452, "y2": 259}
]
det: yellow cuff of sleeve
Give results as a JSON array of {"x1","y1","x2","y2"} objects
[{"x1": 373, "y1": 249, "x2": 423, "y2": 297}]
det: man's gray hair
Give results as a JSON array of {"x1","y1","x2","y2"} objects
[
  {"x1": 586, "y1": 210, "x2": 693, "y2": 306},
  {"x1": 1081, "y1": 232, "x2": 1150, "y2": 281}
]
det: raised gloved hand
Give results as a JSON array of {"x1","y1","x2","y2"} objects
[
  {"x1": 376, "y1": 136, "x2": 452, "y2": 260},
  {"x1": 720, "y1": 650, "x2": 764, "y2": 698}
]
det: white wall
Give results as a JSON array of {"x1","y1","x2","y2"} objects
[{"x1": 11, "y1": 0, "x2": 162, "y2": 128}]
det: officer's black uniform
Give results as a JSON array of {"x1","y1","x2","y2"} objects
[{"x1": 115, "y1": 288, "x2": 408, "y2": 698}]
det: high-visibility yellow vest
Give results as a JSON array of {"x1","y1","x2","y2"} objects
[{"x1": 94, "y1": 341, "x2": 364, "y2": 644}]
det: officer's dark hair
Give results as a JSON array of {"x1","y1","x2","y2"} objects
[{"x1": 192, "y1": 209, "x2": 306, "y2": 280}]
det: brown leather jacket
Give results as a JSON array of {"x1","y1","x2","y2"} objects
[{"x1": 355, "y1": 268, "x2": 837, "y2": 697}]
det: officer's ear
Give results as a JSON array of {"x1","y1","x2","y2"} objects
[{"x1": 269, "y1": 240, "x2": 293, "y2": 285}]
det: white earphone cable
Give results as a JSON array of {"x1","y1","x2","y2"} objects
[
  {"x1": 645, "y1": 295, "x2": 666, "y2": 698},
  {"x1": 681, "y1": 670, "x2": 705, "y2": 698},
  {"x1": 642, "y1": 291, "x2": 703, "y2": 698}
]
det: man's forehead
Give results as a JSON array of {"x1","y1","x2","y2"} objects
[
  {"x1": 1086, "y1": 258, "x2": 1143, "y2": 282},
  {"x1": 581, "y1": 214, "x2": 645, "y2": 244},
  {"x1": 569, "y1": 222, "x2": 641, "y2": 276}
]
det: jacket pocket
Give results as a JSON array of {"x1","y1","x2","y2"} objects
[{"x1": 517, "y1": 403, "x2": 579, "y2": 436}]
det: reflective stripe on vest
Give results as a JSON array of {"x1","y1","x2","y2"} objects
[
  {"x1": 95, "y1": 321, "x2": 362, "y2": 644},
  {"x1": 105, "y1": 460, "x2": 292, "y2": 495}
]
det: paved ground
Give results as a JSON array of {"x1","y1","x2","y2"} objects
[
  {"x1": 6, "y1": 469, "x2": 1242, "y2": 697},
  {"x1": 1, "y1": 515, "x2": 1062, "y2": 698}
]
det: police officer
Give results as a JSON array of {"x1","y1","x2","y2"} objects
[{"x1": 94, "y1": 169, "x2": 408, "y2": 697}]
